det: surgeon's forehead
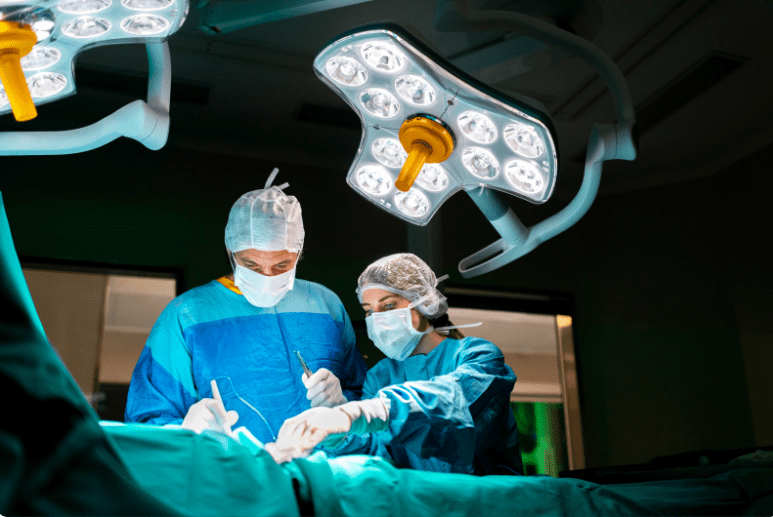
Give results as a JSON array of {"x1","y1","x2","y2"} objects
[
  {"x1": 235, "y1": 249, "x2": 297, "y2": 263},
  {"x1": 361, "y1": 288, "x2": 406, "y2": 305}
]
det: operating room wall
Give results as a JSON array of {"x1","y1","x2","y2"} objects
[{"x1": 0, "y1": 137, "x2": 770, "y2": 470}]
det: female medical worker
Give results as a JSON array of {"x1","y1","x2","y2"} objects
[
  {"x1": 271, "y1": 253, "x2": 523, "y2": 475},
  {"x1": 125, "y1": 170, "x2": 367, "y2": 444}
]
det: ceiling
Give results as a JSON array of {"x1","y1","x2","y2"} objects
[{"x1": 4, "y1": 0, "x2": 773, "y2": 200}]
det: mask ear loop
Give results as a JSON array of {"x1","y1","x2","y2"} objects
[{"x1": 429, "y1": 274, "x2": 484, "y2": 335}]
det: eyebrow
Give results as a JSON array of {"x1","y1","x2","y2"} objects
[{"x1": 362, "y1": 294, "x2": 398, "y2": 307}]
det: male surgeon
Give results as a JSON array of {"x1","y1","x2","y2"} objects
[{"x1": 125, "y1": 170, "x2": 367, "y2": 444}]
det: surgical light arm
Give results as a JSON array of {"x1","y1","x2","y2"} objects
[
  {"x1": 436, "y1": 0, "x2": 637, "y2": 277},
  {"x1": 0, "y1": 42, "x2": 171, "y2": 156}
]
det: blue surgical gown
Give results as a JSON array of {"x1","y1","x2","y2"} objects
[
  {"x1": 327, "y1": 336, "x2": 523, "y2": 475},
  {"x1": 125, "y1": 277, "x2": 367, "y2": 444}
]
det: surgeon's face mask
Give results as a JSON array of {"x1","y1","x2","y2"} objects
[
  {"x1": 233, "y1": 263, "x2": 296, "y2": 308},
  {"x1": 365, "y1": 296, "x2": 433, "y2": 361}
]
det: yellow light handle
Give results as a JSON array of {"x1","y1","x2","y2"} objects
[
  {"x1": 396, "y1": 141, "x2": 431, "y2": 192},
  {"x1": 0, "y1": 22, "x2": 38, "y2": 122}
]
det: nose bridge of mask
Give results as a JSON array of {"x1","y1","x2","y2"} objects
[{"x1": 371, "y1": 306, "x2": 412, "y2": 330}]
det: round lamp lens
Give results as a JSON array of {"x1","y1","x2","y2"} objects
[
  {"x1": 359, "y1": 88, "x2": 400, "y2": 118},
  {"x1": 462, "y1": 146, "x2": 500, "y2": 179},
  {"x1": 504, "y1": 122, "x2": 545, "y2": 158},
  {"x1": 394, "y1": 189, "x2": 430, "y2": 218},
  {"x1": 356, "y1": 165, "x2": 393, "y2": 196},
  {"x1": 372, "y1": 138, "x2": 407, "y2": 168},
  {"x1": 326, "y1": 55, "x2": 368, "y2": 87}
]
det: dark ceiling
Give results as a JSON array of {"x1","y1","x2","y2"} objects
[{"x1": 3, "y1": 0, "x2": 773, "y2": 202}]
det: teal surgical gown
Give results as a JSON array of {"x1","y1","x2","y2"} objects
[
  {"x1": 125, "y1": 277, "x2": 367, "y2": 444},
  {"x1": 328, "y1": 336, "x2": 523, "y2": 475}
]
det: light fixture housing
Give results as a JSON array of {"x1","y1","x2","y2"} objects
[
  {"x1": 0, "y1": 0, "x2": 188, "y2": 117},
  {"x1": 313, "y1": 23, "x2": 559, "y2": 226}
]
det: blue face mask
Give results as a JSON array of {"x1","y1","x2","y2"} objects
[{"x1": 365, "y1": 297, "x2": 434, "y2": 361}]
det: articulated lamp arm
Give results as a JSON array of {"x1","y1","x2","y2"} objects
[
  {"x1": 435, "y1": 0, "x2": 638, "y2": 277},
  {"x1": 0, "y1": 42, "x2": 172, "y2": 156}
]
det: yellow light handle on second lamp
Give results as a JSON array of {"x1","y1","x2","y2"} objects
[
  {"x1": 395, "y1": 142, "x2": 431, "y2": 192},
  {"x1": 396, "y1": 116, "x2": 454, "y2": 192},
  {"x1": 0, "y1": 22, "x2": 38, "y2": 122}
]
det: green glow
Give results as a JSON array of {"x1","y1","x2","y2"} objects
[{"x1": 511, "y1": 401, "x2": 568, "y2": 477}]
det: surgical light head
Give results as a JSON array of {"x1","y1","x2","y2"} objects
[
  {"x1": 313, "y1": 24, "x2": 559, "y2": 227},
  {"x1": 225, "y1": 170, "x2": 305, "y2": 254},
  {"x1": 315, "y1": 19, "x2": 637, "y2": 278},
  {"x1": 0, "y1": 0, "x2": 189, "y2": 122},
  {"x1": 357, "y1": 252, "x2": 448, "y2": 320}
]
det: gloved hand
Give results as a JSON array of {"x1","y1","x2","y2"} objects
[
  {"x1": 267, "y1": 407, "x2": 353, "y2": 463},
  {"x1": 181, "y1": 398, "x2": 239, "y2": 435},
  {"x1": 337, "y1": 397, "x2": 390, "y2": 435},
  {"x1": 302, "y1": 368, "x2": 348, "y2": 408}
]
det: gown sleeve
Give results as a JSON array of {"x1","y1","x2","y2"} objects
[
  {"x1": 333, "y1": 338, "x2": 515, "y2": 467},
  {"x1": 124, "y1": 299, "x2": 198, "y2": 426}
]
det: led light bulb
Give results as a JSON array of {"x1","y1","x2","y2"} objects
[
  {"x1": 504, "y1": 122, "x2": 545, "y2": 158},
  {"x1": 415, "y1": 164, "x2": 449, "y2": 192},
  {"x1": 359, "y1": 88, "x2": 400, "y2": 118},
  {"x1": 372, "y1": 138, "x2": 407, "y2": 168},
  {"x1": 457, "y1": 111, "x2": 497, "y2": 144},
  {"x1": 27, "y1": 72, "x2": 67, "y2": 98},
  {"x1": 61, "y1": 16, "x2": 111, "y2": 38},
  {"x1": 121, "y1": 0, "x2": 174, "y2": 10},
  {"x1": 21, "y1": 47, "x2": 61, "y2": 70},
  {"x1": 121, "y1": 14, "x2": 169, "y2": 35},
  {"x1": 462, "y1": 146, "x2": 500, "y2": 179},
  {"x1": 394, "y1": 189, "x2": 430, "y2": 218},
  {"x1": 505, "y1": 160, "x2": 544, "y2": 194},
  {"x1": 395, "y1": 75, "x2": 435, "y2": 105},
  {"x1": 58, "y1": 0, "x2": 111, "y2": 13},
  {"x1": 361, "y1": 41, "x2": 404, "y2": 72},
  {"x1": 326, "y1": 55, "x2": 367, "y2": 87},
  {"x1": 356, "y1": 165, "x2": 393, "y2": 196}
]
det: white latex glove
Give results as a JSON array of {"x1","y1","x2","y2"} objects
[
  {"x1": 267, "y1": 407, "x2": 352, "y2": 463},
  {"x1": 302, "y1": 368, "x2": 347, "y2": 408},
  {"x1": 181, "y1": 398, "x2": 239, "y2": 435},
  {"x1": 337, "y1": 397, "x2": 390, "y2": 435}
]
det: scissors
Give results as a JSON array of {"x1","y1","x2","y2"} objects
[{"x1": 294, "y1": 350, "x2": 313, "y2": 378}]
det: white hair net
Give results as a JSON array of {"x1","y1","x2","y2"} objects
[
  {"x1": 224, "y1": 169, "x2": 304, "y2": 253},
  {"x1": 356, "y1": 253, "x2": 448, "y2": 320}
]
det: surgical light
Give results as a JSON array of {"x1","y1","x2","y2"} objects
[
  {"x1": 394, "y1": 189, "x2": 430, "y2": 218},
  {"x1": 505, "y1": 159, "x2": 544, "y2": 194},
  {"x1": 121, "y1": 14, "x2": 170, "y2": 35},
  {"x1": 361, "y1": 41, "x2": 403, "y2": 72},
  {"x1": 58, "y1": 0, "x2": 112, "y2": 14},
  {"x1": 395, "y1": 74, "x2": 435, "y2": 105},
  {"x1": 313, "y1": 23, "x2": 559, "y2": 230},
  {"x1": 20, "y1": 46, "x2": 61, "y2": 70},
  {"x1": 121, "y1": 0, "x2": 175, "y2": 11},
  {"x1": 356, "y1": 165, "x2": 393, "y2": 197},
  {"x1": 458, "y1": 111, "x2": 497, "y2": 144},
  {"x1": 326, "y1": 55, "x2": 368, "y2": 86},
  {"x1": 316, "y1": 16, "x2": 637, "y2": 278},
  {"x1": 0, "y1": 0, "x2": 187, "y2": 123},
  {"x1": 462, "y1": 146, "x2": 499, "y2": 179},
  {"x1": 27, "y1": 71, "x2": 67, "y2": 97},
  {"x1": 359, "y1": 88, "x2": 400, "y2": 118},
  {"x1": 61, "y1": 17, "x2": 111, "y2": 38},
  {"x1": 503, "y1": 121, "x2": 545, "y2": 158},
  {"x1": 415, "y1": 164, "x2": 449, "y2": 192},
  {"x1": 372, "y1": 137, "x2": 407, "y2": 168}
]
